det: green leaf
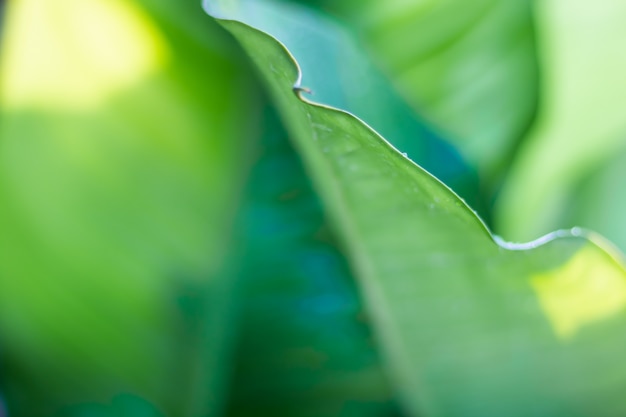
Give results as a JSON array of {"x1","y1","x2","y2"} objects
[
  {"x1": 314, "y1": 0, "x2": 539, "y2": 182},
  {"x1": 225, "y1": 106, "x2": 400, "y2": 417},
  {"x1": 495, "y1": 0, "x2": 626, "y2": 242},
  {"x1": 0, "y1": 0, "x2": 258, "y2": 415},
  {"x1": 206, "y1": 0, "x2": 483, "y2": 212},
  {"x1": 206, "y1": 3, "x2": 626, "y2": 416}
]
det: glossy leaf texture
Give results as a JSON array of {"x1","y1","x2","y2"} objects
[
  {"x1": 0, "y1": 0, "x2": 259, "y2": 415},
  {"x1": 494, "y1": 0, "x2": 626, "y2": 243},
  {"x1": 225, "y1": 106, "x2": 401, "y2": 417},
  {"x1": 206, "y1": 2, "x2": 626, "y2": 416}
]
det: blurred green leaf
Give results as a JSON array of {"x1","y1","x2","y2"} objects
[
  {"x1": 560, "y1": 146, "x2": 626, "y2": 253},
  {"x1": 495, "y1": 0, "x2": 626, "y2": 242},
  {"x1": 225, "y1": 106, "x2": 401, "y2": 417},
  {"x1": 207, "y1": 5, "x2": 626, "y2": 416},
  {"x1": 312, "y1": 0, "x2": 539, "y2": 184},
  {"x1": 0, "y1": 0, "x2": 259, "y2": 415},
  {"x1": 56, "y1": 394, "x2": 165, "y2": 417}
]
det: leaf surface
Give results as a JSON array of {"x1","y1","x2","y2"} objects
[{"x1": 206, "y1": 2, "x2": 626, "y2": 415}]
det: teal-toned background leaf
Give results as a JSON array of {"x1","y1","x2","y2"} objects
[
  {"x1": 207, "y1": 5, "x2": 626, "y2": 416},
  {"x1": 0, "y1": 0, "x2": 259, "y2": 415},
  {"x1": 295, "y1": 0, "x2": 539, "y2": 186},
  {"x1": 363, "y1": 0, "x2": 539, "y2": 183}
]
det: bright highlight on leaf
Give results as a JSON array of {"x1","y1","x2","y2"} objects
[
  {"x1": 531, "y1": 242, "x2": 626, "y2": 339},
  {"x1": 1, "y1": 0, "x2": 169, "y2": 109}
]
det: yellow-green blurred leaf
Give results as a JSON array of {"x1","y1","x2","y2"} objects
[
  {"x1": 495, "y1": 0, "x2": 626, "y2": 242},
  {"x1": 0, "y1": 0, "x2": 259, "y2": 415}
]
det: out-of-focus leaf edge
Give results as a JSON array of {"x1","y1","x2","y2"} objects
[{"x1": 203, "y1": 1, "x2": 626, "y2": 268}]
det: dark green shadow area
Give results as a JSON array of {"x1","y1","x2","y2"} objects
[
  {"x1": 225, "y1": 103, "x2": 404, "y2": 417},
  {"x1": 55, "y1": 394, "x2": 165, "y2": 417}
]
